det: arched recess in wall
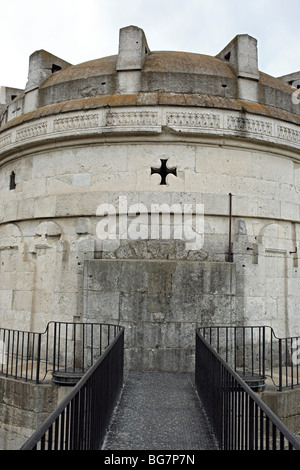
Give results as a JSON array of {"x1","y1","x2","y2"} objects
[
  {"x1": 258, "y1": 222, "x2": 290, "y2": 252},
  {"x1": 34, "y1": 221, "x2": 62, "y2": 246},
  {"x1": 0, "y1": 223, "x2": 25, "y2": 329},
  {"x1": 258, "y1": 222, "x2": 290, "y2": 335},
  {"x1": 0, "y1": 222, "x2": 23, "y2": 248},
  {"x1": 0, "y1": 223, "x2": 24, "y2": 272}
]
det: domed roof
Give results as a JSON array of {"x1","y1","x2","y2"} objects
[
  {"x1": 144, "y1": 51, "x2": 236, "y2": 76},
  {"x1": 35, "y1": 48, "x2": 300, "y2": 126},
  {"x1": 37, "y1": 50, "x2": 241, "y2": 108},
  {"x1": 41, "y1": 55, "x2": 118, "y2": 86},
  {"x1": 41, "y1": 50, "x2": 236, "y2": 87},
  {"x1": 1, "y1": 25, "x2": 299, "y2": 129}
]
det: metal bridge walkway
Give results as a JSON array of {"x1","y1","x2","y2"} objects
[{"x1": 102, "y1": 371, "x2": 218, "y2": 451}]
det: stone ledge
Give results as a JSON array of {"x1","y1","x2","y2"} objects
[{"x1": 1, "y1": 91, "x2": 300, "y2": 131}]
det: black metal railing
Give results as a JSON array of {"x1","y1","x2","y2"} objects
[
  {"x1": 0, "y1": 322, "x2": 122, "y2": 383},
  {"x1": 195, "y1": 329, "x2": 300, "y2": 450},
  {"x1": 198, "y1": 325, "x2": 300, "y2": 391},
  {"x1": 20, "y1": 326, "x2": 124, "y2": 450},
  {"x1": 0, "y1": 327, "x2": 42, "y2": 383}
]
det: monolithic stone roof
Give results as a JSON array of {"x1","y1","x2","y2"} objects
[
  {"x1": 37, "y1": 51, "x2": 298, "y2": 116},
  {"x1": 1, "y1": 26, "x2": 299, "y2": 130}
]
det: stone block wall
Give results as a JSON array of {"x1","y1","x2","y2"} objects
[
  {"x1": 0, "y1": 376, "x2": 67, "y2": 450},
  {"x1": 0, "y1": 108, "x2": 299, "y2": 361},
  {"x1": 83, "y1": 258, "x2": 235, "y2": 371}
]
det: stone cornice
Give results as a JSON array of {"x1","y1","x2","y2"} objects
[{"x1": 0, "y1": 106, "x2": 300, "y2": 162}]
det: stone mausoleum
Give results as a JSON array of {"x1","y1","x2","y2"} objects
[{"x1": 0, "y1": 25, "x2": 300, "y2": 372}]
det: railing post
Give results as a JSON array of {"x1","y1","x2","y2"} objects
[
  {"x1": 228, "y1": 192, "x2": 233, "y2": 262},
  {"x1": 249, "y1": 398, "x2": 254, "y2": 450},
  {"x1": 36, "y1": 333, "x2": 42, "y2": 384},
  {"x1": 262, "y1": 327, "x2": 266, "y2": 380},
  {"x1": 53, "y1": 322, "x2": 57, "y2": 372},
  {"x1": 278, "y1": 339, "x2": 283, "y2": 392},
  {"x1": 6, "y1": 330, "x2": 10, "y2": 377}
]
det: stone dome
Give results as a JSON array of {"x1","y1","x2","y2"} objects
[
  {"x1": 37, "y1": 50, "x2": 300, "y2": 123},
  {"x1": 1, "y1": 25, "x2": 299, "y2": 129},
  {"x1": 39, "y1": 51, "x2": 237, "y2": 99}
]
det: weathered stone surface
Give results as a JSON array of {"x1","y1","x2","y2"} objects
[
  {"x1": 0, "y1": 376, "x2": 65, "y2": 450},
  {"x1": 83, "y1": 259, "x2": 236, "y2": 371}
]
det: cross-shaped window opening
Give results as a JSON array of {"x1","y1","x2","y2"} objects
[{"x1": 151, "y1": 159, "x2": 177, "y2": 185}]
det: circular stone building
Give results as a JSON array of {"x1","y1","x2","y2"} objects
[{"x1": 0, "y1": 25, "x2": 299, "y2": 371}]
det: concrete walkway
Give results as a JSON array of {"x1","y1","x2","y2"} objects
[{"x1": 102, "y1": 371, "x2": 218, "y2": 451}]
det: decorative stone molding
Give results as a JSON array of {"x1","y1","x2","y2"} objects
[
  {"x1": 166, "y1": 111, "x2": 220, "y2": 129},
  {"x1": 277, "y1": 125, "x2": 300, "y2": 145},
  {"x1": 53, "y1": 114, "x2": 99, "y2": 132},
  {"x1": 226, "y1": 115, "x2": 273, "y2": 137},
  {"x1": 0, "y1": 133, "x2": 12, "y2": 149},
  {"x1": 0, "y1": 107, "x2": 300, "y2": 158},
  {"x1": 106, "y1": 110, "x2": 159, "y2": 128},
  {"x1": 16, "y1": 122, "x2": 47, "y2": 142}
]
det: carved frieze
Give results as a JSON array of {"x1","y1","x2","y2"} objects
[
  {"x1": 226, "y1": 115, "x2": 273, "y2": 136},
  {"x1": 16, "y1": 122, "x2": 47, "y2": 142},
  {"x1": 166, "y1": 111, "x2": 220, "y2": 129},
  {"x1": 0, "y1": 107, "x2": 299, "y2": 157},
  {"x1": 53, "y1": 114, "x2": 99, "y2": 132},
  {"x1": 0, "y1": 133, "x2": 12, "y2": 150},
  {"x1": 277, "y1": 125, "x2": 300, "y2": 144},
  {"x1": 106, "y1": 110, "x2": 159, "y2": 127}
]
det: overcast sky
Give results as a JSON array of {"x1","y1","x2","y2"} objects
[{"x1": 1, "y1": 0, "x2": 299, "y2": 89}]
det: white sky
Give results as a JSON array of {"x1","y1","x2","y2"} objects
[{"x1": 0, "y1": 0, "x2": 299, "y2": 89}]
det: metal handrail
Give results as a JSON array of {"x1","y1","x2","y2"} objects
[
  {"x1": 20, "y1": 327, "x2": 124, "y2": 450},
  {"x1": 198, "y1": 325, "x2": 300, "y2": 391},
  {"x1": 0, "y1": 322, "x2": 122, "y2": 383},
  {"x1": 195, "y1": 329, "x2": 300, "y2": 450}
]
